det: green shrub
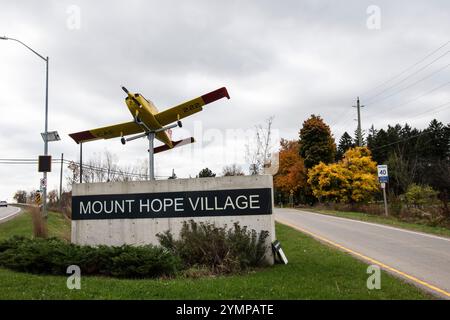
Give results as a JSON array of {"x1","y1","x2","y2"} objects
[
  {"x1": 405, "y1": 184, "x2": 439, "y2": 207},
  {"x1": 157, "y1": 220, "x2": 269, "y2": 274},
  {"x1": 0, "y1": 236, "x2": 180, "y2": 278},
  {"x1": 0, "y1": 222, "x2": 270, "y2": 278}
]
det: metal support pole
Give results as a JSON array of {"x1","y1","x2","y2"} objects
[
  {"x1": 42, "y1": 57, "x2": 49, "y2": 219},
  {"x1": 80, "y1": 143, "x2": 83, "y2": 183},
  {"x1": 382, "y1": 185, "x2": 389, "y2": 216},
  {"x1": 122, "y1": 122, "x2": 179, "y2": 181},
  {"x1": 148, "y1": 132, "x2": 155, "y2": 180},
  {"x1": 59, "y1": 153, "x2": 63, "y2": 201}
]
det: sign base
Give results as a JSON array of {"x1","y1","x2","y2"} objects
[{"x1": 71, "y1": 175, "x2": 276, "y2": 264}]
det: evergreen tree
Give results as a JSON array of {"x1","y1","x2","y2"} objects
[
  {"x1": 299, "y1": 115, "x2": 336, "y2": 169},
  {"x1": 337, "y1": 132, "x2": 354, "y2": 160},
  {"x1": 198, "y1": 167, "x2": 216, "y2": 178},
  {"x1": 353, "y1": 128, "x2": 366, "y2": 146}
]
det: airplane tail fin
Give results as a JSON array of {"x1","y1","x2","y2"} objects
[{"x1": 153, "y1": 137, "x2": 195, "y2": 154}]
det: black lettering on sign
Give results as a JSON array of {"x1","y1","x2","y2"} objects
[{"x1": 72, "y1": 188, "x2": 272, "y2": 220}]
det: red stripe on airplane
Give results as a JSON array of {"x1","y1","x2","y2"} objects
[
  {"x1": 201, "y1": 87, "x2": 230, "y2": 104},
  {"x1": 69, "y1": 131, "x2": 97, "y2": 144}
]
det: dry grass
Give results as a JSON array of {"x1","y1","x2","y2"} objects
[{"x1": 29, "y1": 205, "x2": 48, "y2": 238}]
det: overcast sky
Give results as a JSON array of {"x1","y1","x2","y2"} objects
[{"x1": 0, "y1": 0, "x2": 449, "y2": 201}]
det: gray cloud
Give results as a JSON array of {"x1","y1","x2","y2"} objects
[{"x1": 0, "y1": 0, "x2": 449, "y2": 200}]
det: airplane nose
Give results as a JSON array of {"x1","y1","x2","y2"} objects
[{"x1": 121, "y1": 86, "x2": 129, "y2": 94}]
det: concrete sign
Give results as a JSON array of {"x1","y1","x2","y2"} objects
[{"x1": 71, "y1": 175, "x2": 276, "y2": 264}]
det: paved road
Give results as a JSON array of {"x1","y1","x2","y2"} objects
[
  {"x1": 0, "y1": 205, "x2": 21, "y2": 223},
  {"x1": 275, "y1": 208, "x2": 450, "y2": 298}
]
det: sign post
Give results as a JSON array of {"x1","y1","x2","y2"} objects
[{"x1": 377, "y1": 165, "x2": 389, "y2": 216}]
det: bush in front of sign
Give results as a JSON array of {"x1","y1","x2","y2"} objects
[
  {"x1": 0, "y1": 236, "x2": 181, "y2": 278},
  {"x1": 157, "y1": 220, "x2": 270, "y2": 275}
]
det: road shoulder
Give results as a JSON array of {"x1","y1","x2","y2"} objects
[
  {"x1": 0, "y1": 206, "x2": 22, "y2": 224},
  {"x1": 292, "y1": 207, "x2": 450, "y2": 239}
]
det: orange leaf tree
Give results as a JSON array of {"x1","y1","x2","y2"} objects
[{"x1": 274, "y1": 139, "x2": 307, "y2": 196}]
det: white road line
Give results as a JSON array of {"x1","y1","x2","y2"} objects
[
  {"x1": 279, "y1": 209, "x2": 450, "y2": 243},
  {"x1": 0, "y1": 207, "x2": 21, "y2": 222}
]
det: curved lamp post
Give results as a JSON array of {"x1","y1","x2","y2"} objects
[{"x1": 1, "y1": 36, "x2": 50, "y2": 219}]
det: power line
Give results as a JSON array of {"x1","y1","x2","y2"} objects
[
  {"x1": 0, "y1": 158, "x2": 153, "y2": 179},
  {"x1": 62, "y1": 159, "x2": 150, "y2": 179},
  {"x1": 361, "y1": 40, "x2": 450, "y2": 98},
  {"x1": 364, "y1": 50, "x2": 449, "y2": 104},
  {"x1": 365, "y1": 63, "x2": 450, "y2": 106},
  {"x1": 364, "y1": 81, "x2": 450, "y2": 118},
  {"x1": 404, "y1": 101, "x2": 450, "y2": 121}
]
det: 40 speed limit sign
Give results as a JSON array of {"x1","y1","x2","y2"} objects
[{"x1": 377, "y1": 165, "x2": 389, "y2": 183}]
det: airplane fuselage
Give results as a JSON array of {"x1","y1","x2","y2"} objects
[{"x1": 125, "y1": 93, "x2": 173, "y2": 148}]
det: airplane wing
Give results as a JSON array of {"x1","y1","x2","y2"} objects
[
  {"x1": 154, "y1": 87, "x2": 230, "y2": 126},
  {"x1": 69, "y1": 121, "x2": 143, "y2": 144}
]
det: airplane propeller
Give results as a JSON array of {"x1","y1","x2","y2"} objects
[{"x1": 122, "y1": 86, "x2": 141, "y2": 106}]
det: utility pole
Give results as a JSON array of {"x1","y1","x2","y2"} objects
[
  {"x1": 353, "y1": 97, "x2": 364, "y2": 146},
  {"x1": 80, "y1": 143, "x2": 83, "y2": 183},
  {"x1": 59, "y1": 153, "x2": 63, "y2": 201}
]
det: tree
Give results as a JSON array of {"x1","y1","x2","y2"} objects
[
  {"x1": 336, "y1": 132, "x2": 354, "y2": 160},
  {"x1": 308, "y1": 147, "x2": 378, "y2": 203},
  {"x1": 13, "y1": 190, "x2": 27, "y2": 204},
  {"x1": 66, "y1": 160, "x2": 80, "y2": 187},
  {"x1": 222, "y1": 164, "x2": 244, "y2": 176},
  {"x1": 353, "y1": 128, "x2": 365, "y2": 147},
  {"x1": 198, "y1": 168, "x2": 216, "y2": 178},
  {"x1": 47, "y1": 190, "x2": 58, "y2": 205},
  {"x1": 65, "y1": 151, "x2": 149, "y2": 190},
  {"x1": 299, "y1": 115, "x2": 336, "y2": 169},
  {"x1": 307, "y1": 162, "x2": 351, "y2": 202},
  {"x1": 387, "y1": 150, "x2": 418, "y2": 195},
  {"x1": 27, "y1": 190, "x2": 38, "y2": 204},
  {"x1": 274, "y1": 139, "x2": 307, "y2": 196},
  {"x1": 341, "y1": 147, "x2": 379, "y2": 202},
  {"x1": 245, "y1": 116, "x2": 275, "y2": 175}
]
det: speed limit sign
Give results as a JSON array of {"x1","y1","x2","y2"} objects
[{"x1": 377, "y1": 165, "x2": 389, "y2": 183}]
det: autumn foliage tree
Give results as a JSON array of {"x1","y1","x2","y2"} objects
[
  {"x1": 274, "y1": 139, "x2": 307, "y2": 196},
  {"x1": 299, "y1": 115, "x2": 336, "y2": 169},
  {"x1": 308, "y1": 147, "x2": 378, "y2": 203},
  {"x1": 198, "y1": 167, "x2": 216, "y2": 178}
]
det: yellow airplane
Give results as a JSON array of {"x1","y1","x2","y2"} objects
[{"x1": 69, "y1": 87, "x2": 230, "y2": 153}]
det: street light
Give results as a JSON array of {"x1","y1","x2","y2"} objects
[{"x1": 1, "y1": 36, "x2": 50, "y2": 219}]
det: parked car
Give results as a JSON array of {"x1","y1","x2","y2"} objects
[{"x1": 0, "y1": 201, "x2": 7, "y2": 207}]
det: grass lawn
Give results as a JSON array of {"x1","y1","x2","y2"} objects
[
  {"x1": 0, "y1": 210, "x2": 432, "y2": 299},
  {"x1": 0, "y1": 210, "x2": 71, "y2": 241},
  {"x1": 301, "y1": 208, "x2": 450, "y2": 238}
]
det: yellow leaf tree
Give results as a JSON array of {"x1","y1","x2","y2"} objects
[{"x1": 308, "y1": 147, "x2": 378, "y2": 203}]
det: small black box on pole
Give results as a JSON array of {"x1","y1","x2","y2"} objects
[{"x1": 38, "y1": 155, "x2": 52, "y2": 172}]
